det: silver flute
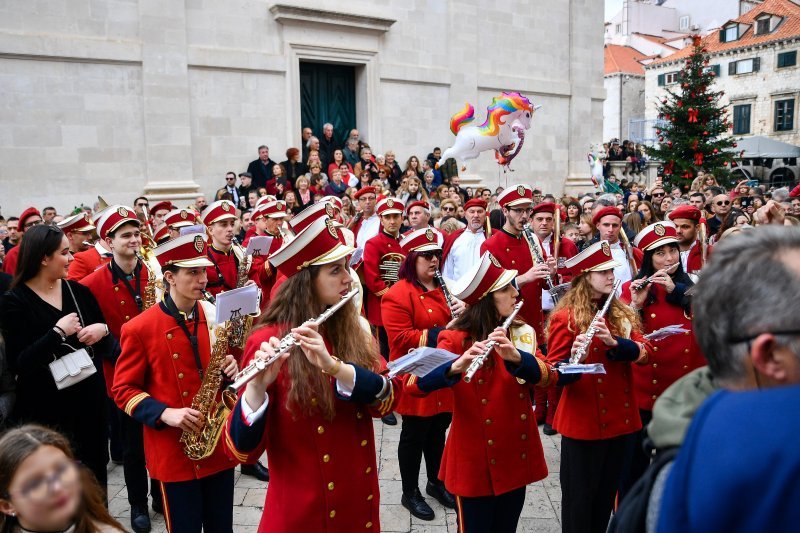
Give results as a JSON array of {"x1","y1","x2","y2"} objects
[
  {"x1": 569, "y1": 280, "x2": 621, "y2": 365},
  {"x1": 226, "y1": 289, "x2": 359, "y2": 394},
  {"x1": 521, "y1": 224, "x2": 561, "y2": 304},
  {"x1": 463, "y1": 301, "x2": 524, "y2": 383},
  {"x1": 433, "y1": 267, "x2": 459, "y2": 319}
]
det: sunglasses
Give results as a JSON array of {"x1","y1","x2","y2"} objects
[
  {"x1": 226, "y1": 177, "x2": 236, "y2": 181},
  {"x1": 716, "y1": 200, "x2": 731, "y2": 206},
  {"x1": 136, "y1": 202, "x2": 149, "y2": 207},
  {"x1": 652, "y1": 193, "x2": 665, "y2": 197},
  {"x1": 441, "y1": 206, "x2": 455, "y2": 211},
  {"x1": 419, "y1": 250, "x2": 442, "y2": 260}
]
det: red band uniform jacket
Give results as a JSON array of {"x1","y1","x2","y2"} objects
[
  {"x1": 205, "y1": 244, "x2": 261, "y2": 297},
  {"x1": 362, "y1": 230, "x2": 404, "y2": 326},
  {"x1": 81, "y1": 261, "x2": 151, "y2": 396},
  {"x1": 620, "y1": 281, "x2": 705, "y2": 411},
  {"x1": 68, "y1": 247, "x2": 112, "y2": 281},
  {"x1": 545, "y1": 308, "x2": 651, "y2": 440},
  {"x1": 409, "y1": 329, "x2": 556, "y2": 497},
  {"x1": 381, "y1": 279, "x2": 453, "y2": 417},
  {"x1": 224, "y1": 324, "x2": 403, "y2": 533},
  {"x1": 112, "y1": 302, "x2": 236, "y2": 482},
  {"x1": 243, "y1": 231, "x2": 285, "y2": 310},
  {"x1": 481, "y1": 230, "x2": 545, "y2": 339}
]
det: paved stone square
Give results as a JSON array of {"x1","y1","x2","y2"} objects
[{"x1": 108, "y1": 419, "x2": 562, "y2": 532}]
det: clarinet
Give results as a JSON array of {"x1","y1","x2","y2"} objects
[
  {"x1": 463, "y1": 301, "x2": 524, "y2": 383},
  {"x1": 433, "y1": 267, "x2": 458, "y2": 319},
  {"x1": 521, "y1": 224, "x2": 560, "y2": 304},
  {"x1": 226, "y1": 289, "x2": 359, "y2": 393},
  {"x1": 568, "y1": 280, "x2": 621, "y2": 364}
]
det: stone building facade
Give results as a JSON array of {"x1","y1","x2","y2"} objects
[{"x1": 0, "y1": 0, "x2": 604, "y2": 215}]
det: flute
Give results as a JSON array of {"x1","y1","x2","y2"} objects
[
  {"x1": 433, "y1": 267, "x2": 459, "y2": 319},
  {"x1": 569, "y1": 280, "x2": 621, "y2": 365},
  {"x1": 463, "y1": 301, "x2": 524, "y2": 383},
  {"x1": 226, "y1": 289, "x2": 358, "y2": 394},
  {"x1": 633, "y1": 263, "x2": 680, "y2": 291}
]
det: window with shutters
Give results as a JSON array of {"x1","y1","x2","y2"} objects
[
  {"x1": 756, "y1": 17, "x2": 771, "y2": 34},
  {"x1": 665, "y1": 72, "x2": 679, "y2": 85},
  {"x1": 775, "y1": 99, "x2": 795, "y2": 132},
  {"x1": 777, "y1": 51, "x2": 797, "y2": 69},
  {"x1": 729, "y1": 58, "x2": 760, "y2": 75},
  {"x1": 703, "y1": 64, "x2": 722, "y2": 77},
  {"x1": 733, "y1": 104, "x2": 751, "y2": 135},
  {"x1": 721, "y1": 25, "x2": 738, "y2": 42}
]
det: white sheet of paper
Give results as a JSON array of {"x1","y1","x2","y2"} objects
[
  {"x1": 349, "y1": 247, "x2": 364, "y2": 266},
  {"x1": 645, "y1": 325, "x2": 690, "y2": 341},
  {"x1": 387, "y1": 347, "x2": 459, "y2": 378},
  {"x1": 214, "y1": 284, "x2": 260, "y2": 324},
  {"x1": 245, "y1": 236, "x2": 273, "y2": 257},
  {"x1": 557, "y1": 363, "x2": 607, "y2": 375},
  {"x1": 179, "y1": 224, "x2": 206, "y2": 236}
]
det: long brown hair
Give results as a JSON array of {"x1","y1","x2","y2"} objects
[
  {"x1": 256, "y1": 267, "x2": 378, "y2": 420},
  {"x1": 0, "y1": 425, "x2": 124, "y2": 533},
  {"x1": 547, "y1": 273, "x2": 640, "y2": 338}
]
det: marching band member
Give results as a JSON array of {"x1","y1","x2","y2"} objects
[
  {"x1": 2, "y1": 207, "x2": 43, "y2": 274},
  {"x1": 481, "y1": 185, "x2": 551, "y2": 341},
  {"x1": 415, "y1": 251, "x2": 556, "y2": 533},
  {"x1": 57, "y1": 213, "x2": 95, "y2": 255},
  {"x1": 618, "y1": 221, "x2": 704, "y2": 495},
  {"x1": 224, "y1": 216, "x2": 402, "y2": 533},
  {"x1": 81, "y1": 206, "x2": 160, "y2": 531},
  {"x1": 153, "y1": 224, "x2": 170, "y2": 245},
  {"x1": 668, "y1": 205, "x2": 707, "y2": 280},
  {"x1": 149, "y1": 201, "x2": 175, "y2": 231},
  {"x1": 200, "y1": 200, "x2": 256, "y2": 298},
  {"x1": 351, "y1": 186, "x2": 380, "y2": 250},
  {"x1": 163, "y1": 208, "x2": 199, "y2": 240},
  {"x1": 405, "y1": 200, "x2": 432, "y2": 232},
  {"x1": 527, "y1": 201, "x2": 579, "y2": 435},
  {"x1": 442, "y1": 198, "x2": 488, "y2": 282},
  {"x1": 247, "y1": 200, "x2": 289, "y2": 309},
  {"x1": 592, "y1": 206, "x2": 643, "y2": 289},
  {"x1": 113, "y1": 233, "x2": 239, "y2": 533},
  {"x1": 546, "y1": 241, "x2": 650, "y2": 533},
  {"x1": 381, "y1": 228, "x2": 459, "y2": 520}
]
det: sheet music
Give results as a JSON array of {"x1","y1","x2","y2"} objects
[
  {"x1": 349, "y1": 247, "x2": 364, "y2": 266},
  {"x1": 245, "y1": 236, "x2": 273, "y2": 257},
  {"x1": 179, "y1": 224, "x2": 206, "y2": 236},
  {"x1": 557, "y1": 363, "x2": 607, "y2": 375},
  {"x1": 214, "y1": 284, "x2": 260, "y2": 324},
  {"x1": 645, "y1": 325, "x2": 690, "y2": 341},
  {"x1": 387, "y1": 347, "x2": 459, "y2": 379}
]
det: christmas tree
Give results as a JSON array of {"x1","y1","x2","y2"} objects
[{"x1": 648, "y1": 35, "x2": 739, "y2": 189}]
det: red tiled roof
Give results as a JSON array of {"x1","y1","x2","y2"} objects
[
  {"x1": 604, "y1": 44, "x2": 647, "y2": 75},
  {"x1": 648, "y1": 0, "x2": 800, "y2": 67},
  {"x1": 633, "y1": 32, "x2": 681, "y2": 49}
]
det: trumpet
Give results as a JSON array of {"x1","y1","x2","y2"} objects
[
  {"x1": 633, "y1": 263, "x2": 680, "y2": 291},
  {"x1": 463, "y1": 301, "x2": 524, "y2": 383},
  {"x1": 569, "y1": 280, "x2": 621, "y2": 365},
  {"x1": 226, "y1": 289, "x2": 358, "y2": 394}
]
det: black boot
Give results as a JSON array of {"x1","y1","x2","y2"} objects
[
  {"x1": 381, "y1": 413, "x2": 398, "y2": 426},
  {"x1": 401, "y1": 488, "x2": 435, "y2": 520},
  {"x1": 241, "y1": 461, "x2": 270, "y2": 481},
  {"x1": 543, "y1": 423, "x2": 558, "y2": 436},
  {"x1": 426, "y1": 480, "x2": 456, "y2": 509},
  {"x1": 151, "y1": 496, "x2": 163, "y2": 515},
  {"x1": 130, "y1": 504, "x2": 152, "y2": 533}
]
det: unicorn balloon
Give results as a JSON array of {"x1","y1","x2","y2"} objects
[
  {"x1": 588, "y1": 144, "x2": 606, "y2": 191},
  {"x1": 438, "y1": 92, "x2": 540, "y2": 169}
]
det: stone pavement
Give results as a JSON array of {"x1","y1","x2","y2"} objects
[{"x1": 108, "y1": 419, "x2": 563, "y2": 532}]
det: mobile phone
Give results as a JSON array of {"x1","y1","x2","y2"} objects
[
  {"x1": 745, "y1": 180, "x2": 758, "y2": 187},
  {"x1": 740, "y1": 196, "x2": 753, "y2": 208}
]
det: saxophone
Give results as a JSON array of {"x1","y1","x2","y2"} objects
[
  {"x1": 134, "y1": 249, "x2": 162, "y2": 310},
  {"x1": 180, "y1": 325, "x2": 237, "y2": 460}
]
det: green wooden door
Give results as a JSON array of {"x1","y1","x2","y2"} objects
[{"x1": 300, "y1": 62, "x2": 356, "y2": 145}]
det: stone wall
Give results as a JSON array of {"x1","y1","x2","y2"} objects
[{"x1": 0, "y1": 0, "x2": 605, "y2": 216}]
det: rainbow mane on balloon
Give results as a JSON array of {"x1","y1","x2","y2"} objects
[{"x1": 478, "y1": 92, "x2": 533, "y2": 136}]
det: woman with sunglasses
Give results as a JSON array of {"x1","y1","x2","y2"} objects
[
  {"x1": 0, "y1": 425, "x2": 125, "y2": 533},
  {"x1": 0, "y1": 225, "x2": 112, "y2": 490},
  {"x1": 435, "y1": 200, "x2": 458, "y2": 228},
  {"x1": 413, "y1": 251, "x2": 556, "y2": 533},
  {"x1": 618, "y1": 221, "x2": 704, "y2": 498},
  {"x1": 381, "y1": 229, "x2": 463, "y2": 521}
]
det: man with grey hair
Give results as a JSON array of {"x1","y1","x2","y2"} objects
[
  {"x1": 344, "y1": 136, "x2": 360, "y2": 166},
  {"x1": 614, "y1": 226, "x2": 800, "y2": 532},
  {"x1": 318, "y1": 122, "x2": 340, "y2": 168}
]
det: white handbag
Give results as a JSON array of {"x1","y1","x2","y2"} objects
[{"x1": 48, "y1": 282, "x2": 96, "y2": 390}]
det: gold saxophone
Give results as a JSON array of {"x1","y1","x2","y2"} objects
[
  {"x1": 134, "y1": 247, "x2": 162, "y2": 310},
  {"x1": 179, "y1": 325, "x2": 237, "y2": 460}
]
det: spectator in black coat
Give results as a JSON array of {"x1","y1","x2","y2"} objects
[{"x1": 246, "y1": 145, "x2": 277, "y2": 189}]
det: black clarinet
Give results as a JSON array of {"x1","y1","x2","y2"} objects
[{"x1": 434, "y1": 268, "x2": 459, "y2": 319}]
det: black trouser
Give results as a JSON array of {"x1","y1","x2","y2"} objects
[
  {"x1": 560, "y1": 433, "x2": 634, "y2": 533},
  {"x1": 108, "y1": 397, "x2": 123, "y2": 461},
  {"x1": 455, "y1": 486, "x2": 526, "y2": 533},
  {"x1": 160, "y1": 468, "x2": 234, "y2": 533},
  {"x1": 118, "y1": 408, "x2": 161, "y2": 506},
  {"x1": 618, "y1": 409, "x2": 653, "y2": 502},
  {"x1": 377, "y1": 326, "x2": 390, "y2": 362},
  {"x1": 398, "y1": 412, "x2": 452, "y2": 495}
]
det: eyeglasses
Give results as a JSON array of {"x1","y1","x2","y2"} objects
[
  {"x1": 419, "y1": 250, "x2": 442, "y2": 260},
  {"x1": 23, "y1": 219, "x2": 42, "y2": 229},
  {"x1": 226, "y1": 177, "x2": 236, "y2": 181},
  {"x1": 652, "y1": 192, "x2": 665, "y2": 197},
  {"x1": 7, "y1": 460, "x2": 79, "y2": 502},
  {"x1": 441, "y1": 206, "x2": 455, "y2": 212},
  {"x1": 136, "y1": 202, "x2": 149, "y2": 208},
  {"x1": 716, "y1": 200, "x2": 731, "y2": 206}
]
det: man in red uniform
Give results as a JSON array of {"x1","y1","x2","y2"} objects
[
  {"x1": 247, "y1": 200, "x2": 288, "y2": 308},
  {"x1": 113, "y1": 233, "x2": 239, "y2": 533},
  {"x1": 363, "y1": 198, "x2": 405, "y2": 426},
  {"x1": 527, "y1": 201, "x2": 579, "y2": 435},
  {"x1": 57, "y1": 212, "x2": 95, "y2": 255},
  {"x1": 442, "y1": 198, "x2": 487, "y2": 282},
  {"x1": 163, "y1": 208, "x2": 199, "y2": 240},
  {"x1": 150, "y1": 200, "x2": 175, "y2": 231},
  {"x1": 81, "y1": 205, "x2": 160, "y2": 532},
  {"x1": 593, "y1": 206, "x2": 643, "y2": 289},
  {"x1": 2, "y1": 207, "x2": 43, "y2": 274},
  {"x1": 668, "y1": 205, "x2": 707, "y2": 280},
  {"x1": 480, "y1": 185, "x2": 552, "y2": 341}
]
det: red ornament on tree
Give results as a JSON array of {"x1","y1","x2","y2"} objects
[
  {"x1": 703, "y1": 130, "x2": 709, "y2": 136},
  {"x1": 691, "y1": 139, "x2": 699, "y2": 150},
  {"x1": 723, "y1": 161, "x2": 729, "y2": 167},
  {"x1": 667, "y1": 141, "x2": 673, "y2": 148},
  {"x1": 678, "y1": 101, "x2": 684, "y2": 108},
  {"x1": 656, "y1": 129, "x2": 661, "y2": 135},
  {"x1": 659, "y1": 136, "x2": 664, "y2": 142},
  {"x1": 708, "y1": 95, "x2": 714, "y2": 102},
  {"x1": 692, "y1": 35, "x2": 702, "y2": 47},
  {"x1": 688, "y1": 108, "x2": 699, "y2": 123},
  {"x1": 694, "y1": 152, "x2": 704, "y2": 165},
  {"x1": 733, "y1": 142, "x2": 738, "y2": 148},
  {"x1": 713, "y1": 148, "x2": 719, "y2": 154},
  {"x1": 662, "y1": 98, "x2": 668, "y2": 105}
]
